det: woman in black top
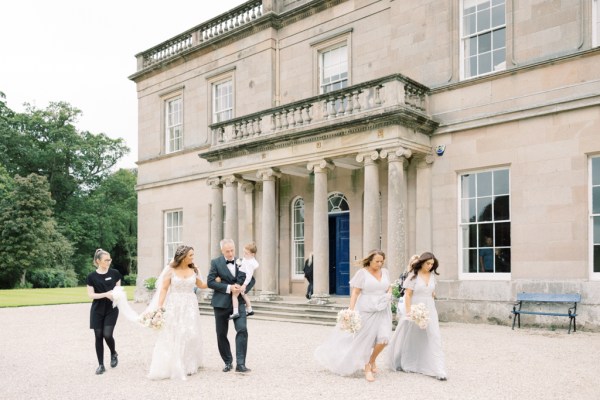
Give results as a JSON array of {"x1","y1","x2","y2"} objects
[{"x1": 86, "y1": 249, "x2": 122, "y2": 375}]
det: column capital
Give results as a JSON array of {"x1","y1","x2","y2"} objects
[
  {"x1": 381, "y1": 147, "x2": 412, "y2": 161},
  {"x1": 257, "y1": 168, "x2": 282, "y2": 181},
  {"x1": 240, "y1": 180, "x2": 255, "y2": 192},
  {"x1": 307, "y1": 159, "x2": 335, "y2": 173},
  {"x1": 415, "y1": 153, "x2": 435, "y2": 167},
  {"x1": 207, "y1": 177, "x2": 222, "y2": 188},
  {"x1": 356, "y1": 150, "x2": 381, "y2": 165},
  {"x1": 222, "y1": 174, "x2": 241, "y2": 186}
]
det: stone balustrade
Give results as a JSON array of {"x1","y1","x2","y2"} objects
[
  {"x1": 138, "y1": 0, "x2": 263, "y2": 69},
  {"x1": 209, "y1": 74, "x2": 431, "y2": 146}
]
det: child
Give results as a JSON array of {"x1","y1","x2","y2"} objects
[{"x1": 229, "y1": 242, "x2": 259, "y2": 319}]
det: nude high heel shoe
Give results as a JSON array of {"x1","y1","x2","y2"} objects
[{"x1": 364, "y1": 363, "x2": 375, "y2": 382}]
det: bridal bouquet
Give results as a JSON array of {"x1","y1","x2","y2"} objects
[
  {"x1": 336, "y1": 309, "x2": 362, "y2": 334},
  {"x1": 409, "y1": 303, "x2": 429, "y2": 329},
  {"x1": 139, "y1": 308, "x2": 166, "y2": 330}
]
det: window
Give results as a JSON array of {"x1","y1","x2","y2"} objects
[
  {"x1": 594, "y1": 0, "x2": 600, "y2": 47},
  {"x1": 319, "y1": 44, "x2": 349, "y2": 94},
  {"x1": 591, "y1": 157, "x2": 600, "y2": 275},
  {"x1": 165, "y1": 97, "x2": 183, "y2": 153},
  {"x1": 292, "y1": 198, "x2": 305, "y2": 278},
  {"x1": 459, "y1": 169, "x2": 511, "y2": 275},
  {"x1": 165, "y1": 210, "x2": 183, "y2": 265},
  {"x1": 212, "y1": 79, "x2": 233, "y2": 123},
  {"x1": 328, "y1": 192, "x2": 350, "y2": 213},
  {"x1": 461, "y1": 0, "x2": 506, "y2": 78}
]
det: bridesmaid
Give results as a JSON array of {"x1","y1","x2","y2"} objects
[
  {"x1": 314, "y1": 249, "x2": 392, "y2": 382},
  {"x1": 388, "y1": 251, "x2": 447, "y2": 380}
]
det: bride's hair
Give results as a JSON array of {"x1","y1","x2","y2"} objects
[{"x1": 170, "y1": 245, "x2": 198, "y2": 275}]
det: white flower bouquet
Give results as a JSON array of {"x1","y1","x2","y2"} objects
[
  {"x1": 337, "y1": 309, "x2": 362, "y2": 333},
  {"x1": 409, "y1": 303, "x2": 429, "y2": 329},
  {"x1": 139, "y1": 308, "x2": 166, "y2": 330}
]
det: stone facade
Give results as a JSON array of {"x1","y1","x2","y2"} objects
[{"x1": 130, "y1": 0, "x2": 600, "y2": 329}]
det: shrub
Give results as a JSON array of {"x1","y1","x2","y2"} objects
[
  {"x1": 29, "y1": 268, "x2": 78, "y2": 288},
  {"x1": 123, "y1": 273, "x2": 137, "y2": 286},
  {"x1": 143, "y1": 276, "x2": 157, "y2": 290}
]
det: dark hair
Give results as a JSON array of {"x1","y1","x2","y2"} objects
[
  {"x1": 409, "y1": 251, "x2": 440, "y2": 279},
  {"x1": 170, "y1": 245, "x2": 198, "y2": 275},
  {"x1": 93, "y1": 248, "x2": 110, "y2": 266},
  {"x1": 359, "y1": 249, "x2": 386, "y2": 268}
]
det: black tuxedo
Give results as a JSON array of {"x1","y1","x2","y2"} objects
[{"x1": 207, "y1": 255, "x2": 255, "y2": 366}]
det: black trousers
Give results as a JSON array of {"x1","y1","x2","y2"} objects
[{"x1": 214, "y1": 304, "x2": 248, "y2": 366}]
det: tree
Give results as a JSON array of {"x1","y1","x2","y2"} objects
[
  {"x1": 0, "y1": 174, "x2": 73, "y2": 288},
  {"x1": 0, "y1": 101, "x2": 129, "y2": 210}
]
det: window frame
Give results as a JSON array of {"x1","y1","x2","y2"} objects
[
  {"x1": 164, "y1": 209, "x2": 183, "y2": 267},
  {"x1": 590, "y1": 156, "x2": 600, "y2": 279},
  {"x1": 458, "y1": 167, "x2": 511, "y2": 281},
  {"x1": 593, "y1": 0, "x2": 600, "y2": 48},
  {"x1": 164, "y1": 95, "x2": 183, "y2": 154},
  {"x1": 312, "y1": 31, "x2": 352, "y2": 95},
  {"x1": 291, "y1": 197, "x2": 305, "y2": 280},
  {"x1": 210, "y1": 74, "x2": 234, "y2": 124},
  {"x1": 460, "y1": 0, "x2": 507, "y2": 80}
]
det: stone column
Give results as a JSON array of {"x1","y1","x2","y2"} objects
[
  {"x1": 381, "y1": 147, "x2": 412, "y2": 279},
  {"x1": 257, "y1": 168, "x2": 282, "y2": 301},
  {"x1": 240, "y1": 181, "x2": 255, "y2": 247},
  {"x1": 357, "y1": 150, "x2": 381, "y2": 254},
  {"x1": 208, "y1": 177, "x2": 223, "y2": 259},
  {"x1": 222, "y1": 175, "x2": 239, "y2": 247},
  {"x1": 307, "y1": 160, "x2": 335, "y2": 305},
  {"x1": 415, "y1": 154, "x2": 434, "y2": 252}
]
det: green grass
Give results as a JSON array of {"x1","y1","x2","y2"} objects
[{"x1": 0, "y1": 286, "x2": 135, "y2": 308}]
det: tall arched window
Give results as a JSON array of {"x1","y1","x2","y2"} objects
[{"x1": 291, "y1": 197, "x2": 305, "y2": 277}]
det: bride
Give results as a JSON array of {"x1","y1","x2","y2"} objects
[{"x1": 147, "y1": 245, "x2": 207, "y2": 380}]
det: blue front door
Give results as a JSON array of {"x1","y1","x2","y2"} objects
[{"x1": 328, "y1": 213, "x2": 350, "y2": 295}]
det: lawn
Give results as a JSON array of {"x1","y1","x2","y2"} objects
[{"x1": 0, "y1": 286, "x2": 135, "y2": 308}]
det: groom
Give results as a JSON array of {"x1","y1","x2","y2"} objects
[{"x1": 207, "y1": 238, "x2": 254, "y2": 373}]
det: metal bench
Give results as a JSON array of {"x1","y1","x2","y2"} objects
[{"x1": 512, "y1": 292, "x2": 581, "y2": 334}]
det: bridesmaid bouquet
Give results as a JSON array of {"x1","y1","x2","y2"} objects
[
  {"x1": 409, "y1": 303, "x2": 430, "y2": 329},
  {"x1": 139, "y1": 308, "x2": 166, "y2": 330},
  {"x1": 337, "y1": 309, "x2": 362, "y2": 333}
]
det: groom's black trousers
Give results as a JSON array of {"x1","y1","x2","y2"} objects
[{"x1": 214, "y1": 303, "x2": 247, "y2": 366}]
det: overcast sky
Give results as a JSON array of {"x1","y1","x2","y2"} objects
[{"x1": 0, "y1": 0, "x2": 242, "y2": 169}]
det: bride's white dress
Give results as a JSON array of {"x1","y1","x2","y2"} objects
[{"x1": 148, "y1": 273, "x2": 203, "y2": 380}]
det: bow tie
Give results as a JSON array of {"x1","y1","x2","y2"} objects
[{"x1": 226, "y1": 260, "x2": 235, "y2": 265}]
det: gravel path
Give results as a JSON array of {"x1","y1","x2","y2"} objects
[{"x1": 1, "y1": 302, "x2": 598, "y2": 400}]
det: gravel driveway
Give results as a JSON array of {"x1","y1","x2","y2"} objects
[{"x1": 1, "y1": 302, "x2": 598, "y2": 400}]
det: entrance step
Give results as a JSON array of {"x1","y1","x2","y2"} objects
[{"x1": 198, "y1": 295, "x2": 350, "y2": 326}]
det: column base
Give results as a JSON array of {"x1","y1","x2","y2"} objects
[
  {"x1": 308, "y1": 293, "x2": 333, "y2": 305},
  {"x1": 257, "y1": 291, "x2": 282, "y2": 301}
]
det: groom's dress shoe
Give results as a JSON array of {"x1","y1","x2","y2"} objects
[
  {"x1": 235, "y1": 364, "x2": 251, "y2": 373},
  {"x1": 223, "y1": 363, "x2": 233, "y2": 372}
]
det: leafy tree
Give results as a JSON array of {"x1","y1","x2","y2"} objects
[
  {"x1": 0, "y1": 101, "x2": 129, "y2": 211},
  {"x1": 0, "y1": 174, "x2": 74, "y2": 288}
]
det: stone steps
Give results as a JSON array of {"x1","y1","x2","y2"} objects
[{"x1": 198, "y1": 297, "x2": 349, "y2": 326}]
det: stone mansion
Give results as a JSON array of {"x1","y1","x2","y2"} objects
[{"x1": 130, "y1": 0, "x2": 600, "y2": 329}]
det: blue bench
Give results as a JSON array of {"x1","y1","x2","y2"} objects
[{"x1": 512, "y1": 292, "x2": 581, "y2": 334}]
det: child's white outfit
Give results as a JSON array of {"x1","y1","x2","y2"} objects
[
  {"x1": 240, "y1": 257, "x2": 259, "y2": 289},
  {"x1": 229, "y1": 257, "x2": 260, "y2": 320}
]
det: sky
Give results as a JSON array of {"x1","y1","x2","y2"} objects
[{"x1": 0, "y1": 0, "x2": 242, "y2": 169}]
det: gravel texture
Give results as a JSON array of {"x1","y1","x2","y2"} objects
[{"x1": 1, "y1": 301, "x2": 598, "y2": 400}]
